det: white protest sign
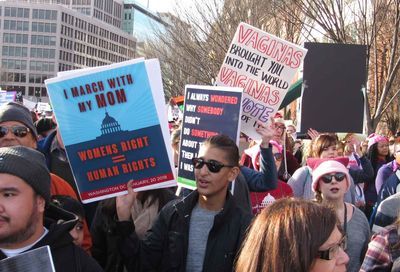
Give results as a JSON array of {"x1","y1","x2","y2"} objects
[
  {"x1": 0, "y1": 246, "x2": 55, "y2": 272},
  {"x1": 36, "y1": 102, "x2": 52, "y2": 113},
  {"x1": 216, "y1": 22, "x2": 307, "y2": 139}
]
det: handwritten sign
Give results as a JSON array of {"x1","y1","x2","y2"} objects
[
  {"x1": 216, "y1": 22, "x2": 307, "y2": 139},
  {"x1": 178, "y1": 85, "x2": 242, "y2": 189},
  {"x1": 45, "y1": 59, "x2": 176, "y2": 203}
]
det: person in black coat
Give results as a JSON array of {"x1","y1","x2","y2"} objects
[{"x1": 0, "y1": 146, "x2": 102, "y2": 272}]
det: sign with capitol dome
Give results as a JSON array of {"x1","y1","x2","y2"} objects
[{"x1": 45, "y1": 59, "x2": 176, "y2": 203}]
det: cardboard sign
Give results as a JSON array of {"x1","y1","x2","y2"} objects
[
  {"x1": 0, "y1": 246, "x2": 55, "y2": 272},
  {"x1": 216, "y1": 22, "x2": 307, "y2": 139},
  {"x1": 177, "y1": 85, "x2": 242, "y2": 189},
  {"x1": 45, "y1": 59, "x2": 176, "y2": 203},
  {"x1": 299, "y1": 43, "x2": 366, "y2": 133}
]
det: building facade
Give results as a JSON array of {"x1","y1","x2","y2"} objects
[
  {"x1": 0, "y1": 1, "x2": 136, "y2": 100},
  {"x1": 122, "y1": 1, "x2": 167, "y2": 57}
]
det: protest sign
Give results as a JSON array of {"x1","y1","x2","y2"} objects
[
  {"x1": 216, "y1": 22, "x2": 307, "y2": 139},
  {"x1": 299, "y1": 42, "x2": 366, "y2": 134},
  {"x1": 23, "y1": 98, "x2": 36, "y2": 110},
  {"x1": 0, "y1": 246, "x2": 55, "y2": 272},
  {"x1": 0, "y1": 90, "x2": 16, "y2": 106},
  {"x1": 45, "y1": 59, "x2": 176, "y2": 203},
  {"x1": 36, "y1": 102, "x2": 52, "y2": 113},
  {"x1": 177, "y1": 85, "x2": 242, "y2": 189}
]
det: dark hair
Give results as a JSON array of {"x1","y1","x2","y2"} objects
[
  {"x1": 312, "y1": 134, "x2": 338, "y2": 158},
  {"x1": 203, "y1": 134, "x2": 239, "y2": 166},
  {"x1": 367, "y1": 142, "x2": 391, "y2": 174},
  {"x1": 35, "y1": 117, "x2": 56, "y2": 137},
  {"x1": 236, "y1": 198, "x2": 338, "y2": 272},
  {"x1": 51, "y1": 195, "x2": 85, "y2": 218}
]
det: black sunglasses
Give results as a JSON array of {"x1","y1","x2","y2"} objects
[
  {"x1": 0, "y1": 126, "x2": 30, "y2": 138},
  {"x1": 318, "y1": 235, "x2": 347, "y2": 260},
  {"x1": 192, "y1": 157, "x2": 235, "y2": 173},
  {"x1": 320, "y1": 172, "x2": 346, "y2": 184}
]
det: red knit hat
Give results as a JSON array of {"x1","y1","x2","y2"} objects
[{"x1": 307, "y1": 157, "x2": 351, "y2": 192}]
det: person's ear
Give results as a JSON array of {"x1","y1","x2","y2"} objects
[
  {"x1": 36, "y1": 195, "x2": 46, "y2": 213},
  {"x1": 227, "y1": 166, "x2": 240, "y2": 181}
]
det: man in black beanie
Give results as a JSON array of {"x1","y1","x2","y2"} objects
[
  {"x1": 0, "y1": 101, "x2": 93, "y2": 252},
  {"x1": 0, "y1": 146, "x2": 102, "y2": 271}
]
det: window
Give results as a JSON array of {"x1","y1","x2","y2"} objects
[
  {"x1": 2, "y1": 46, "x2": 27, "y2": 57},
  {"x1": 30, "y1": 48, "x2": 55, "y2": 59},
  {"x1": 0, "y1": 72, "x2": 26, "y2": 83},
  {"x1": 4, "y1": 20, "x2": 29, "y2": 31}
]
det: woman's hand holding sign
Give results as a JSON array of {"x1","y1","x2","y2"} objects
[
  {"x1": 116, "y1": 180, "x2": 137, "y2": 221},
  {"x1": 255, "y1": 119, "x2": 275, "y2": 148}
]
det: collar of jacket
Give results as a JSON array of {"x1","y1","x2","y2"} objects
[{"x1": 173, "y1": 189, "x2": 236, "y2": 227}]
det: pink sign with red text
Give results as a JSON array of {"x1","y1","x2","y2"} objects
[{"x1": 216, "y1": 22, "x2": 307, "y2": 139}]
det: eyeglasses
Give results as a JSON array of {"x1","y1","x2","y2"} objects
[
  {"x1": 320, "y1": 172, "x2": 346, "y2": 184},
  {"x1": 318, "y1": 235, "x2": 347, "y2": 260},
  {"x1": 0, "y1": 126, "x2": 30, "y2": 138},
  {"x1": 275, "y1": 125, "x2": 286, "y2": 130},
  {"x1": 273, "y1": 153, "x2": 283, "y2": 161},
  {"x1": 192, "y1": 157, "x2": 235, "y2": 173}
]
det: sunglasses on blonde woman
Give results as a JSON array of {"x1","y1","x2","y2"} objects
[{"x1": 320, "y1": 172, "x2": 346, "y2": 184}]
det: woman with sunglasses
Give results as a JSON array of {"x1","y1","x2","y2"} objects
[
  {"x1": 236, "y1": 198, "x2": 349, "y2": 272},
  {"x1": 309, "y1": 157, "x2": 370, "y2": 272},
  {"x1": 289, "y1": 134, "x2": 355, "y2": 203}
]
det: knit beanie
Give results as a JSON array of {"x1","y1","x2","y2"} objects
[
  {"x1": 0, "y1": 102, "x2": 38, "y2": 138},
  {"x1": 0, "y1": 146, "x2": 50, "y2": 202},
  {"x1": 307, "y1": 157, "x2": 351, "y2": 192}
]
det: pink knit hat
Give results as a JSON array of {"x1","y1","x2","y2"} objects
[
  {"x1": 307, "y1": 157, "x2": 351, "y2": 192},
  {"x1": 367, "y1": 133, "x2": 388, "y2": 150}
]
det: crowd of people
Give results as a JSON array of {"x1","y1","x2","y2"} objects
[{"x1": 0, "y1": 100, "x2": 400, "y2": 271}]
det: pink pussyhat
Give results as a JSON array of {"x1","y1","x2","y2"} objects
[
  {"x1": 307, "y1": 157, "x2": 351, "y2": 192},
  {"x1": 367, "y1": 133, "x2": 388, "y2": 150}
]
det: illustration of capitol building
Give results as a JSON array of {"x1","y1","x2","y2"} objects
[{"x1": 100, "y1": 112, "x2": 122, "y2": 135}]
